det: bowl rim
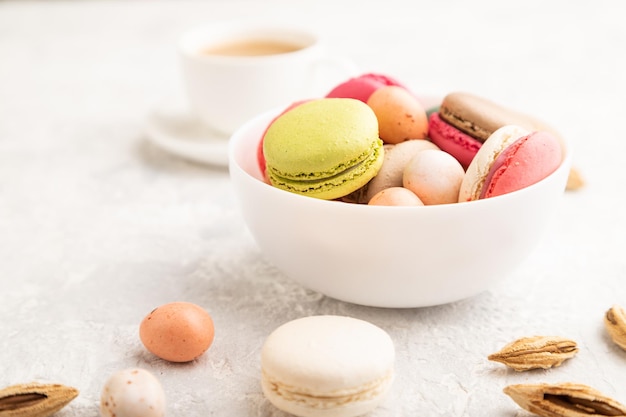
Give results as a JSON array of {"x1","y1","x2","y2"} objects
[{"x1": 228, "y1": 106, "x2": 572, "y2": 212}]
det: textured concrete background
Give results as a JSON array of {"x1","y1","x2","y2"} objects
[{"x1": 1, "y1": 0, "x2": 625, "y2": 415}]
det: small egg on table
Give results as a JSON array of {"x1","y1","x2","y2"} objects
[
  {"x1": 100, "y1": 368, "x2": 165, "y2": 417},
  {"x1": 139, "y1": 301, "x2": 215, "y2": 363}
]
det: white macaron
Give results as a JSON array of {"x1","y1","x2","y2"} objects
[
  {"x1": 458, "y1": 125, "x2": 530, "y2": 202},
  {"x1": 260, "y1": 315, "x2": 395, "y2": 417}
]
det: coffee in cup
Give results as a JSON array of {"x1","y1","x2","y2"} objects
[
  {"x1": 201, "y1": 39, "x2": 305, "y2": 57},
  {"x1": 179, "y1": 21, "x2": 356, "y2": 136}
]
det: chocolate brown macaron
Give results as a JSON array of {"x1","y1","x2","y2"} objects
[{"x1": 438, "y1": 92, "x2": 555, "y2": 143}]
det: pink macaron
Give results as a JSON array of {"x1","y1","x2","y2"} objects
[
  {"x1": 458, "y1": 125, "x2": 563, "y2": 202},
  {"x1": 428, "y1": 92, "x2": 562, "y2": 170},
  {"x1": 428, "y1": 112, "x2": 482, "y2": 170},
  {"x1": 325, "y1": 73, "x2": 406, "y2": 102},
  {"x1": 480, "y1": 131, "x2": 563, "y2": 199}
]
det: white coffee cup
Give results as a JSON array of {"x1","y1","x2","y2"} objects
[{"x1": 179, "y1": 20, "x2": 357, "y2": 136}]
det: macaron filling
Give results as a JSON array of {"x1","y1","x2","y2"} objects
[
  {"x1": 266, "y1": 139, "x2": 383, "y2": 199},
  {"x1": 439, "y1": 105, "x2": 491, "y2": 142},
  {"x1": 261, "y1": 370, "x2": 393, "y2": 409}
]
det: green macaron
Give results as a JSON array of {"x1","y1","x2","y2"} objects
[{"x1": 263, "y1": 98, "x2": 384, "y2": 200}]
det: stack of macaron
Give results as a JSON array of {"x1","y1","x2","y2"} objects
[
  {"x1": 428, "y1": 91, "x2": 563, "y2": 170},
  {"x1": 257, "y1": 73, "x2": 565, "y2": 206}
]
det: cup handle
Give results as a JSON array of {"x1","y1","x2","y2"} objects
[{"x1": 310, "y1": 56, "x2": 360, "y2": 97}]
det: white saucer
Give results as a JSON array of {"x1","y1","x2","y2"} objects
[
  {"x1": 144, "y1": 94, "x2": 442, "y2": 167},
  {"x1": 145, "y1": 102, "x2": 229, "y2": 167}
]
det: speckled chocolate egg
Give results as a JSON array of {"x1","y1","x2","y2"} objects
[
  {"x1": 100, "y1": 368, "x2": 165, "y2": 417},
  {"x1": 403, "y1": 149, "x2": 465, "y2": 205},
  {"x1": 139, "y1": 301, "x2": 215, "y2": 363},
  {"x1": 366, "y1": 85, "x2": 429, "y2": 144}
]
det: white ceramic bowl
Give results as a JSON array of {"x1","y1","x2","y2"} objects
[{"x1": 229, "y1": 110, "x2": 572, "y2": 308}]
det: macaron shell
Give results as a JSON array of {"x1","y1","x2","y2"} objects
[
  {"x1": 458, "y1": 125, "x2": 530, "y2": 202},
  {"x1": 257, "y1": 100, "x2": 310, "y2": 178},
  {"x1": 263, "y1": 98, "x2": 384, "y2": 200},
  {"x1": 267, "y1": 143, "x2": 384, "y2": 200},
  {"x1": 261, "y1": 315, "x2": 395, "y2": 417},
  {"x1": 439, "y1": 92, "x2": 567, "y2": 144},
  {"x1": 428, "y1": 112, "x2": 482, "y2": 169},
  {"x1": 326, "y1": 73, "x2": 405, "y2": 102},
  {"x1": 439, "y1": 92, "x2": 537, "y2": 141},
  {"x1": 481, "y1": 131, "x2": 563, "y2": 198}
]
